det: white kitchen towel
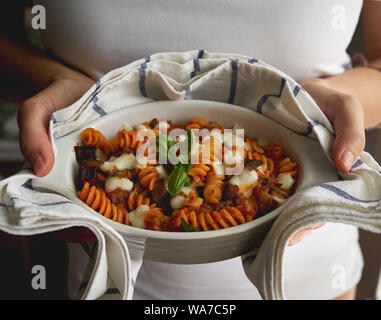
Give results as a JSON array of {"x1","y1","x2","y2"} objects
[
  {"x1": 0, "y1": 170, "x2": 132, "y2": 299},
  {"x1": 1, "y1": 50, "x2": 381, "y2": 300}
]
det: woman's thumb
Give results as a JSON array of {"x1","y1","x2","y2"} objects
[
  {"x1": 18, "y1": 98, "x2": 55, "y2": 177},
  {"x1": 329, "y1": 95, "x2": 365, "y2": 173}
]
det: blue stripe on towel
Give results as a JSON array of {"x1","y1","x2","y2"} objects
[
  {"x1": 139, "y1": 56, "x2": 151, "y2": 97},
  {"x1": 50, "y1": 115, "x2": 57, "y2": 124},
  {"x1": 306, "y1": 120, "x2": 320, "y2": 135},
  {"x1": 248, "y1": 58, "x2": 258, "y2": 64},
  {"x1": 32, "y1": 200, "x2": 73, "y2": 207},
  {"x1": 228, "y1": 59, "x2": 238, "y2": 104},
  {"x1": 351, "y1": 158, "x2": 363, "y2": 170},
  {"x1": 257, "y1": 77, "x2": 286, "y2": 113},
  {"x1": 11, "y1": 196, "x2": 73, "y2": 207},
  {"x1": 21, "y1": 179, "x2": 34, "y2": 190},
  {"x1": 184, "y1": 86, "x2": 191, "y2": 99},
  {"x1": 0, "y1": 203, "x2": 14, "y2": 208},
  {"x1": 89, "y1": 80, "x2": 101, "y2": 100},
  {"x1": 319, "y1": 183, "x2": 381, "y2": 203},
  {"x1": 293, "y1": 85, "x2": 302, "y2": 97},
  {"x1": 92, "y1": 96, "x2": 107, "y2": 117},
  {"x1": 190, "y1": 59, "x2": 200, "y2": 78},
  {"x1": 190, "y1": 50, "x2": 204, "y2": 79},
  {"x1": 104, "y1": 288, "x2": 120, "y2": 295}
]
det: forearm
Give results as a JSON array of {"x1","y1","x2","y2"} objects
[
  {"x1": 0, "y1": 33, "x2": 90, "y2": 103},
  {"x1": 318, "y1": 56, "x2": 381, "y2": 129}
]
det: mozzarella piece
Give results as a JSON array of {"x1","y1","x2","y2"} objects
[
  {"x1": 170, "y1": 195, "x2": 186, "y2": 210},
  {"x1": 95, "y1": 149, "x2": 107, "y2": 162},
  {"x1": 272, "y1": 195, "x2": 287, "y2": 204},
  {"x1": 136, "y1": 124, "x2": 147, "y2": 132},
  {"x1": 155, "y1": 165, "x2": 169, "y2": 191},
  {"x1": 129, "y1": 204, "x2": 149, "y2": 229},
  {"x1": 120, "y1": 122, "x2": 133, "y2": 132},
  {"x1": 257, "y1": 136, "x2": 271, "y2": 147},
  {"x1": 100, "y1": 153, "x2": 137, "y2": 172},
  {"x1": 223, "y1": 130, "x2": 244, "y2": 148},
  {"x1": 155, "y1": 165, "x2": 168, "y2": 179},
  {"x1": 105, "y1": 176, "x2": 133, "y2": 193},
  {"x1": 276, "y1": 172, "x2": 294, "y2": 190},
  {"x1": 170, "y1": 186, "x2": 196, "y2": 210},
  {"x1": 229, "y1": 169, "x2": 258, "y2": 198},
  {"x1": 136, "y1": 156, "x2": 148, "y2": 169}
]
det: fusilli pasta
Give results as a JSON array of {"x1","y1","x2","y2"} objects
[{"x1": 75, "y1": 118, "x2": 299, "y2": 232}]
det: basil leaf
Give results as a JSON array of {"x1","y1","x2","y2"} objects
[
  {"x1": 181, "y1": 218, "x2": 201, "y2": 232},
  {"x1": 167, "y1": 164, "x2": 188, "y2": 196},
  {"x1": 184, "y1": 175, "x2": 191, "y2": 186},
  {"x1": 184, "y1": 163, "x2": 193, "y2": 171},
  {"x1": 166, "y1": 130, "x2": 195, "y2": 196},
  {"x1": 186, "y1": 128, "x2": 196, "y2": 157}
]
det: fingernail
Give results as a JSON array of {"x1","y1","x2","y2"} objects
[
  {"x1": 340, "y1": 150, "x2": 354, "y2": 171},
  {"x1": 31, "y1": 153, "x2": 45, "y2": 174}
]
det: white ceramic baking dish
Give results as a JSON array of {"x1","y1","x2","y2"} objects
[{"x1": 33, "y1": 99, "x2": 337, "y2": 264}]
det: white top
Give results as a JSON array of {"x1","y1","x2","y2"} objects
[
  {"x1": 36, "y1": 0, "x2": 362, "y2": 81},
  {"x1": 35, "y1": 0, "x2": 364, "y2": 299}
]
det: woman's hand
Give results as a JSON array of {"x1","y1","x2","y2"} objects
[
  {"x1": 299, "y1": 78, "x2": 365, "y2": 173},
  {"x1": 17, "y1": 70, "x2": 95, "y2": 244},
  {"x1": 287, "y1": 77, "x2": 366, "y2": 246},
  {"x1": 18, "y1": 70, "x2": 94, "y2": 177}
]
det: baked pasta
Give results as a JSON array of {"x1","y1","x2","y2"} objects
[{"x1": 74, "y1": 118, "x2": 298, "y2": 232}]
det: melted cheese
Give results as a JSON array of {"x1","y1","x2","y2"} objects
[
  {"x1": 129, "y1": 204, "x2": 149, "y2": 229},
  {"x1": 229, "y1": 169, "x2": 258, "y2": 198},
  {"x1": 276, "y1": 172, "x2": 294, "y2": 190},
  {"x1": 272, "y1": 195, "x2": 287, "y2": 204},
  {"x1": 155, "y1": 165, "x2": 169, "y2": 191},
  {"x1": 120, "y1": 122, "x2": 133, "y2": 132},
  {"x1": 136, "y1": 124, "x2": 147, "y2": 132},
  {"x1": 170, "y1": 186, "x2": 196, "y2": 210},
  {"x1": 100, "y1": 153, "x2": 137, "y2": 172},
  {"x1": 223, "y1": 129, "x2": 244, "y2": 148},
  {"x1": 257, "y1": 136, "x2": 271, "y2": 147},
  {"x1": 95, "y1": 149, "x2": 107, "y2": 162},
  {"x1": 155, "y1": 165, "x2": 168, "y2": 179},
  {"x1": 105, "y1": 176, "x2": 133, "y2": 193}
]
